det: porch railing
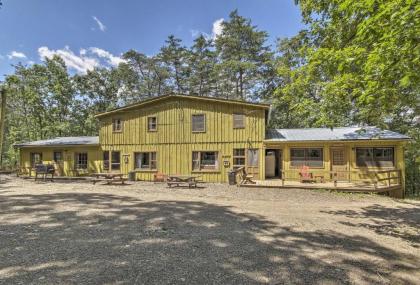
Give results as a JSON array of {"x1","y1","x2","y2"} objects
[{"x1": 279, "y1": 169, "x2": 402, "y2": 189}]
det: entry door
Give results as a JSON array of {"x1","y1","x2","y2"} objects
[
  {"x1": 247, "y1": 149, "x2": 259, "y2": 178},
  {"x1": 53, "y1": 151, "x2": 64, "y2": 176},
  {"x1": 331, "y1": 148, "x2": 348, "y2": 181}
]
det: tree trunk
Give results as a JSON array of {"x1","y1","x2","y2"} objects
[
  {"x1": 0, "y1": 87, "x2": 6, "y2": 167},
  {"x1": 239, "y1": 69, "x2": 244, "y2": 100}
]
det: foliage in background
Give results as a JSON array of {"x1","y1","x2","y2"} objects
[
  {"x1": 0, "y1": 4, "x2": 418, "y2": 195},
  {"x1": 273, "y1": 0, "x2": 419, "y2": 195}
]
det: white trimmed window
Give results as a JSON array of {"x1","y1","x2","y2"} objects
[
  {"x1": 75, "y1": 152, "x2": 88, "y2": 169},
  {"x1": 134, "y1": 152, "x2": 157, "y2": 170},
  {"x1": 290, "y1": 148, "x2": 323, "y2": 167},
  {"x1": 111, "y1": 151, "x2": 121, "y2": 170},
  {"x1": 147, "y1": 117, "x2": 157, "y2": 131},
  {"x1": 192, "y1": 151, "x2": 218, "y2": 171},
  {"x1": 356, "y1": 147, "x2": 394, "y2": 167},
  {"x1": 192, "y1": 114, "x2": 205, "y2": 132},
  {"x1": 233, "y1": 113, "x2": 245, "y2": 129},
  {"x1": 112, "y1": 118, "x2": 123, "y2": 132},
  {"x1": 233, "y1": 149, "x2": 246, "y2": 169}
]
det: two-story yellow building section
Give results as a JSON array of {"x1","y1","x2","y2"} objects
[
  {"x1": 16, "y1": 94, "x2": 410, "y2": 197},
  {"x1": 96, "y1": 95, "x2": 268, "y2": 182}
]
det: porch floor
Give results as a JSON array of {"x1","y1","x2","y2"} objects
[{"x1": 240, "y1": 179, "x2": 401, "y2": 193}]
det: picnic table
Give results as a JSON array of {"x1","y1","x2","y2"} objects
[
  {"x1": 167, "y1": 175, "x2": 202, "y2": 188},
  {"x1": 91, "y1": 173, "x2": 126, "y2": 185}
]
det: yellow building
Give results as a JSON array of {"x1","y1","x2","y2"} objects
[{"x1": 16, "y1": 94, "x2": 410, "y2": 197}]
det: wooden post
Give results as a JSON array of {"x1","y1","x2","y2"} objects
[{"x1": 0, "y1": 87, "x2": 6, "y2": 168}]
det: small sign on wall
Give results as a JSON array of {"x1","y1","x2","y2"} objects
[
  {"x1": 123, "y1": 154, "x2": 130, "y2": 164},
  {"x1": 223, "y1": 160, "x2": 230, "y2": 167}
]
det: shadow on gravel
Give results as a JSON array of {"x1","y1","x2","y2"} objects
[
  {"x1": 322, "y1": 204, "x2": 420, "y2": 246},
  {"x1": 0, "y1": 192, "x2": 419, "y2": 284}
]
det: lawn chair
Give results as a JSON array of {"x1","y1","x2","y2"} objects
[
  {"x1": 238, "y1": 167, "x2": 256, "y2": 185},
  {"x1": 299, "y1": 165, "x2": 315, "y2": 183},
  {"x1": 153, "y1": 172, "x2": 167, "y2": 183}
]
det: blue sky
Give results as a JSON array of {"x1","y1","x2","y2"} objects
[{"x1": 0, "y1": 0, "x2": 303, "y2": 79}]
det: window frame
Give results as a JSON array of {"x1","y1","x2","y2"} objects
[
  {"x1": 290, "y1": 148, "x2": 324, "y2": 168},
  {"x1": 233, "y1": 148, "x2": 246, "y2": 169},
  {"x1": 53, "y1": 151, "x2": 63, "y2": 163},
  {"x1": 192, "y1": 151, "x2": 219, "y2": 172},
  {"x1": 30, "y1": 152, "x2": 43, "y2": 167},
  {"x1": 112, "y1": 118, "x2": 123, "y2": 133},
  {"x1": 103, "y1": 151, "x2": 110, "y2": 171},
  {"x1": 147, "y1": 116, "x2": 157, "y2": 132},
  {"x1": 355, "y1": 147, "x2": 394, "y2": 167},
  {"x1": 191, "y1": 114, "x2": 206, "y2": 133},
  {"x1": 74, "y1": 152, "x2": 88, "y2": 170},
  {"x1": 111, "y1": 151, "x2": 121, "y2": 171},
  {"x1": 247, "y1": 149, "x2": 260, "y2": 167},
  {"x1": 134, "y1": 152, "x2": 157, "y2": 171},
  {"x1": 233, "y1": 113, "x2": 246, "y2": 129}
]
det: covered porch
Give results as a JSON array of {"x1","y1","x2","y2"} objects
[{"x1": 242, "y1": 169, "x2": 403, "y2": 194}]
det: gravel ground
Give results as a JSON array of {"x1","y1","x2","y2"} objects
[{"x1": 0, "y1": 175, "x2": 419, "y2": 285}]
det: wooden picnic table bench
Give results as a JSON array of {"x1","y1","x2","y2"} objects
[
  {"x1": 91, "y1": 173, "x2": 126, "y2": 185},
  {"x1": 34, "y1": 164, "x2": 55, "y2": 182},
  {"x1": 167, "y1": 175, "x2": 202, "y2": 188}
]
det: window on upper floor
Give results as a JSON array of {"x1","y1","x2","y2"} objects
[
  {"x1": 233, "y1": 113, "x2": 245, "y2": 129},
  {"x1": 112, "y1": 118, "x2": 123, "y2": 132},
  {"x1": 147, "y1": 117, "x2": 157, "y2": 131},
  {"x1": 192, "y1": 114, "x2": 206, "y2": 132},
  {"x1": 356, "y1": 147, "x2": 394, "y2": 167}
]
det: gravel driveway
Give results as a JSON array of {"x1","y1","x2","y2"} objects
[{"x1": 0, "y1": 175, "x2": 419, "y2": 284}]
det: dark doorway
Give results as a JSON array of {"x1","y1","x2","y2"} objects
[{"x1": 265, "y1": 149, "x2": 282, "y2": 179}]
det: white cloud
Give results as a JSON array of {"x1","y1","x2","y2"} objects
[
  {"x1": 37, "y1": 46, "x2": 124, "y2": 73},
  {"x1": 38, "y1": 46, "x2": 99, "y2": 73},
  {"x1": 190, "y1": 18, "x2": 224, "y2": 40},
  {"x1": 92, "y1": 16, "x2": 106, "y2": 32},
  {"x1": 89, "y1": 47, "x2": 125, "y2": 66},
  {"x1": 212, "y1": 18, "x2": 224, "y2": 39},
  {"x1": 7, "y1": 51, "x2": 27, "y2": 59}
]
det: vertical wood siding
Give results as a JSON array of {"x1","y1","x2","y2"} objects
[
  {"x1": 98, "y1": 97, "x2": 266, "y2": 182},
  {"x1": 265, "y1": 140, "x2": 406, "y2": 196}
]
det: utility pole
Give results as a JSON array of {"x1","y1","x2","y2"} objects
[{"x1": 0, "y1": 86, "x2": 6, "y2": 167}]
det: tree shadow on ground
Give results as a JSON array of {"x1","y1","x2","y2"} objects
[
  {"x1": 0, "y1": 192, "x2": 419, "y2": 284},
  {"x1": 322, "y1": 204, "x2": 420, "y2": 247}
]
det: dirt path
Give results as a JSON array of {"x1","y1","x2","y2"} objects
[{"x1": 0, "y1": 176, "x2": 419, "y2": 284}]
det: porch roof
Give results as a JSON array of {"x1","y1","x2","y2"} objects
[
  {"x1": 14, "y1": 136, "x2": 99, "y2": 147},
  {"x1": 265, "y1": 127, "x2": 410, "y2": 142}
]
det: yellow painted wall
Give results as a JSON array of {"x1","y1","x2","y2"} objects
[
  {"x1": 264, "y1": 140, "x2": 406, "y2": 197},
  {"x1": 99, "y1": 96, "x2": 266, "y2": 145},
  {"x1": 98, "y1": 96, "x2": 267, "y2": 182},
  {"x1": 19, "y1": 146, "x2": 102, "y2": 176}
]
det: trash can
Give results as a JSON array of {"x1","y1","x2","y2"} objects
[
  {"x1": 228, "y1": 170, "x2": 236, "y2": 185},
  {"x1": 128, "y1": 171, "x2": 136, "y2": 181}
]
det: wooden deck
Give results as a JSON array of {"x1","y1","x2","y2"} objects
[{"x1": 239, "y1": 179, "x2": 402, "y2": 193}]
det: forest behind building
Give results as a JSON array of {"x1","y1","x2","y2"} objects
[{"x1": 0, "y1": 1, "x2": 419, "y2": 195}]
